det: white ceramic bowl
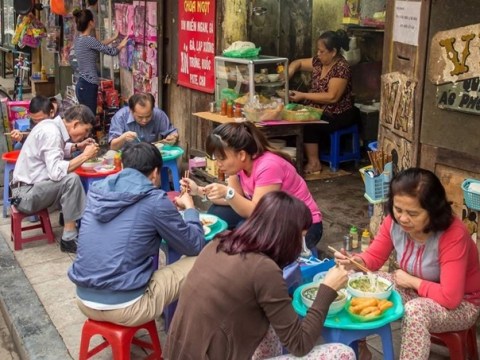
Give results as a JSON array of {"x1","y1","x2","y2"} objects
[
  {"x1": 199, "y1": 214, "x2": 218, "y2": 227},
  {"x1": 301, "y1": 283, "x2": 347, "y2": 316},
  {"x1": 203, "y1": 226, "x2": 211, "y2": 235},
  {"x1": 267, "y1": 74, "x2": 280, "y2": 82},
  {"x1": 347, "y1": 274, "x2": 392, "y2": 299},
  {"x1": 81, "y1": 159, "x2": 103, "y2": 171}
]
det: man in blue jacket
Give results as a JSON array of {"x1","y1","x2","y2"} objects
[{"x1": 68, "y1": 142, "x2": 205, "y2": 326}]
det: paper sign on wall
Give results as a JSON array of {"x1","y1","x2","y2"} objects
[{"x1": 393, "y1": 1, "x2": 421, "y2": 46}]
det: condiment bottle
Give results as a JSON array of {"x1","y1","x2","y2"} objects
[
  {"x1": 226, "y1": 101, "x2": 233, "y2": 118},
  {"x1": 41, "y1": 66, "x2": 47, "y2": 81},
  {"x1": 361, "y1": 229, "x2": 371, "y2": 252},
  {"x1": 343, "y1": 234, "x2": 352, "y2": 252},
  {"x1": 234, "y1": 103, "x2": 242, "y2": 118},
  {"x1": 350, "y1": 226, "x2": 359, "y2": 250},
  {"x1": 220, "y1": 99, "x2": 227, "y2": 116},
  {"x1": 114, "y1": 152, "x2": 122, "y2": 170}
]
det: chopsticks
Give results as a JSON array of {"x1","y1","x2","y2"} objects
[
  {"x1": 4, "y1": 131, "x2": 29, "y2": 136},
  {"x1": 180, "y1": 170, "x2": 190, "y2": 196},
  {"x1": 327, "y1": 246, "x2": 371, "y2": 274},
  {"x1": 367, "y1": 150, "x2": 392, "y2": 176}
]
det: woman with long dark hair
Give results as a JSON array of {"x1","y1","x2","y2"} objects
[
  {"x1": 72, "y1": 9, "x2": 128, "y2": 116},
  {"x1": 181, "y1": 121, "x2": 323, "y2": 250},
  {"x1": 166, "y1": 191, "x2": 353, "y2": 359}
]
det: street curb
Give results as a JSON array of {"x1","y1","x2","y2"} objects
[{"x1": 0, "y1": 233, "x2": 72, "y2": 360}]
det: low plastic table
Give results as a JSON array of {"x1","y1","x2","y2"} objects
[
  {"x1": 292, "y1": 286, "x2": 404, "y2": 360},
  {"x1": 158, "y1": 145, "x2": 184, "y2": 192},
  {"x1": 75, "y1": 166, "x2": 121, "y2": 193},
  {"x1": 162, "y1": 213, "x2": 228, "y2": 330}
]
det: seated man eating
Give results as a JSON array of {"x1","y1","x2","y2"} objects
[
  {"x1": 109, "y1": 92, "x2": 178, "y2": 150},
  {"x1": 68, "y1": 142, "x2": 205, "y2": 326}
]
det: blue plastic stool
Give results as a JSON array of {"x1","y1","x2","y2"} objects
[
  {"x1": 320, "y1": 124, "x2": 361, "y2": 172},
  {"x1": 322, "y1": 324, "x2": 395, "y2": 360},
  {"x1": 160, "y1": 159, "x2": 181, "y2": 192},
  {"x1": 2, "y1": 162, "x2": 15, "y2": 218}
]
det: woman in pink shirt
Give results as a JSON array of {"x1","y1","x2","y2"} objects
[
  {"x1": 335, "y1": 168, "x2": 480, "y2": 360},
  {"x1": 181, "y1": 121, "x2": 323, "y2": 250}
]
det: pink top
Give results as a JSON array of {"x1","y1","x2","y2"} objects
[
  {"x1": 237, "y1": 152, "x2": 322, "y2": 224},
  {"x1": 359, "y1": 215, "x2": 480, "y2": 309}
]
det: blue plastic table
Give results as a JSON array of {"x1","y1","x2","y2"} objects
[
  {"x1": 159, "y1": 145, "x2": 184, "y2": 192},
  {"x1": 292, "y1": 285, "x2": 404, "y2": 359},
  {"x1": 163, "y1": 214, "x2": 228, "y2": 330}
]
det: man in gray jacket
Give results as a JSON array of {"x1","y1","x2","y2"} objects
[{"x1": 68, "y1": 142, "x2": 205, "y2": 326}]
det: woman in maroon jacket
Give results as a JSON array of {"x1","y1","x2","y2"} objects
[{"x1": 166, "y1": 191, "x2": 354, "y2": 359}]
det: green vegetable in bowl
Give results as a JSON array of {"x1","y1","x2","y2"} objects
[
  {"x1": 350, "y1": 278, "x2": 388, "y2": 292},
  {"x1": 302, "y1": 287, "x2": 318, "y2": 301}
]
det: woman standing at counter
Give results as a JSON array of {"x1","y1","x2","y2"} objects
[
  {"x1": 73, "y1": 9, "x2": 128, "y2": 116},
  {"x1": 288, "y1": 29, "x2": 357, "y2": 175}
]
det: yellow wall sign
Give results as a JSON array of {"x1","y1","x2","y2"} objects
[{"x1": 428, "y1": 23, "x2": 480, "y2": 115}]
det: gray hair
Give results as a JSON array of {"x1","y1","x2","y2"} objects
[{"x1": 64, "y1": 104, "x2": 95, "y2": 125}]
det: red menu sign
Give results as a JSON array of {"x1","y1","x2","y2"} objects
[{"x1": 177, "y1": 0, "x2": 216, "y2": 93}]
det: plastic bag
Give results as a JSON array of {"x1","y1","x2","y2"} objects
[{"x1": 223, "y1": 47, "x2": 261, "y2": 58}]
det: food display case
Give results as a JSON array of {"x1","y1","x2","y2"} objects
[{"x1": 214, "y1": 55, "x2": 289, "y2": 105}]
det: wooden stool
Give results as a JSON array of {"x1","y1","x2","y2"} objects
[
  {"x1": 79, "y1": 319, "x2": 163, "y2": 360},
  {"x1": 10, "y1": 206, "x2": 55, "y2": 250},
  {"x1": 430, "y1": 323, "x2": 478, "y2": 360},
  {"x1": 320, "y1": 124, "x2": 361, "y2": 172}
]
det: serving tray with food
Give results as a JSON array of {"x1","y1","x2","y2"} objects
[{"x1": 292, "y1": 275, "x2": 404, "y2": 329}]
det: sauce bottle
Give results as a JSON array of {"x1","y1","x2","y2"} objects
[
  {"x1": 361, "y1": 229, "x2": 371, "y2": 252},
  {"x1": 41, "y1": 66, "x2": 47, "y2": 81},
  {"x1": 350, "y1": 226, "x2": 359, "y2": 250},
  {"x1": 226, "y1": 101, "x2": 234, "y2": 118},
  {"x1": 114, "y1": 152, "x2": 122, "y2": 170},
  {"x1": 234, "y1": 103, "x2": 242, "y2": 118},
  {"x1": 220, "y1": 99, "x2": 227, "y2": 116}
]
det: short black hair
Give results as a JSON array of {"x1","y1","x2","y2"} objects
[
  {"x1": 387, "y1": 168, "x2": 453, "y2": 233},
  {"x1": 122, "y1": 142, "x2": 163, "y2": 177},
  {"x1": 64, "y1": 104, "x2": 96, "y2": 125},
  {"x1": 29, "y1": 95, "x2": 53, "y2": 115},
  {"x1": 87, "y1": 0, "x2": 98, "y2": 6}
]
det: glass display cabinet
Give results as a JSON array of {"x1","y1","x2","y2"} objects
[{"x1": 214, "y1": 55, "x2": 289, "y2": 105}]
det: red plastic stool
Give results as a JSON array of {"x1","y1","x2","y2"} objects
[
  {"x1": 430, "y1": 323, "x2": 479, "y2": 360},
  {"x1": 10, "y1": 206, "x2": 55, "y2": 250},
  {"x1": 79, "y1": 319, "x2": 163, "y2": 360}
]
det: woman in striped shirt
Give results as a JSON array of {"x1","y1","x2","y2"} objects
[{"x1": 72, "y1": 9, "x2": 128, "y2": 116}]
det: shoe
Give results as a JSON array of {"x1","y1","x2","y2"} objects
[{"x1": 60, "y1": 239, "x2": 77, "y2": 253}]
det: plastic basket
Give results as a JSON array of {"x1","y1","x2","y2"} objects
[
  {"x1": 359, "y1": 165, "x2": 373, "y2": 184},
  {"x1": 462, "y1": 179, "x2": 480, "y2": 211},
  {"x1": 368, "y1": 141, "x2": 378, "y2": 151},
  {"x1": 360, "y1": 162, "x2": 392, "y2": 203}
]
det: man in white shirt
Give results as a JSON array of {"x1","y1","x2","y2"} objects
[{"x1": 11, "y1": 104, "x2": 99, "y2": 253}]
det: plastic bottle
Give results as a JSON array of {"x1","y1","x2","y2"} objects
[
  {"x1": 114, "y1": 152, "x2": 122, "y2": 170},
  {"x1": 350, "y1": 226, "x2": 359, "y2": 249},
  {"x1": 226, "y1": 101, "x2": 233, "y2": 118},
  {"x1": 234, "y1": 103, "x2": 242, "y2": 118},
  {"x1": 41, "y1": 66, "x2": 47, "y2": 81},
  {"x1": 220, "y1": 99, "x2": 227, "y2": 116},
  {"x1": 361, "y1": 229, "x2": 371, "y2": 252},
  {"x1": 343, "y1": 234, "x2": 352, "y2": 251}
]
